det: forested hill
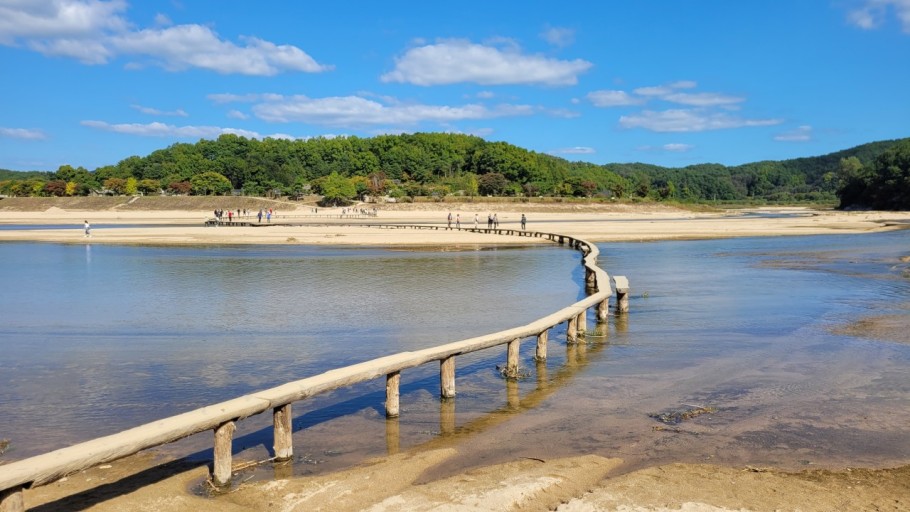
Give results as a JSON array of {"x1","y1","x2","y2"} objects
[
  {"x1": 608, "y1": 138, "x2": 906, "y2": 203},
  {"x1": 0, "y1": 169, "x2": 51, "y2": 181},
  {"x1": 1, "y1": 134, "x2": 907, "y2": 208}
]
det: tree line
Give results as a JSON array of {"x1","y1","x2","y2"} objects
[{"x1": 0, "y1": 133, "x2": 906, "y2": 209}]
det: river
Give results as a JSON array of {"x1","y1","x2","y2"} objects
[{"x1": 1, "y1": 230, "x2": 908, "y2": 478}]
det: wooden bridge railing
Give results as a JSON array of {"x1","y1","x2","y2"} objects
[{"x1": 0, "y1": 226, "x2": 628, "y2": 512}]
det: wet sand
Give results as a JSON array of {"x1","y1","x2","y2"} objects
[{"x1": 4, "y1": 199, "x2": 910, "y2": 511}]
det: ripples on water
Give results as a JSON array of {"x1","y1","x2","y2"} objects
[
  {"x1": 1, "y1": 230, "x2": 909, "y2": 477},
  {"x1": 0, "y1": 243, "x2": 581, "y2": 457}
]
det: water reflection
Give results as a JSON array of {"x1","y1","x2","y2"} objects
[
  {"x1": 3, "y1": 230, "x2": 909, "y2": 479},
  {"x1": 0, "y1": 243, "x2": 581, "y2": 458}
]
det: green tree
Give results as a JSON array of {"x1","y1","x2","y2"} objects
[
  {"x1": 125, "y1": 177, "x2": 139, "y2": 195},
  {"x1": 190, "y1": 172, "x2": 232, "y2": 196},
  {"x1": 138, "y1": 179, "x2": 161, "y2": 195},
  {"x1": 104, "y1": 178, "x2": 128, "y2": 195},
  {"x1": 318, "y1": 172, "x2": 356, "y2": 205},
  {"x1": 477, "y1": 172, "x2": 508, "y2": 195}
]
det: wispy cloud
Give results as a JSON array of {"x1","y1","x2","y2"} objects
[
  {"x1": 245, "y1": 94, "x2": 536, "y2": 128},
  {"x1": 659, "y1": 92, "x2": 743, "y2": 107},
  {"x1": 549, "y1": 146, "x2": 595, "y2": 155},
  {"x1": 540, "y1": 26, "x2": 575, "y2": 48},
  {"x1": 226, "y1": 110, "x2": 249, "y2": 120},
  {"x1": 0, "y1": 0, "x2": 332, "y2": 75},
  {"x1": 847, "y1": 0, "x2": 910, "y2": 33},
  {"x1": 619, "y1": 109, "x2": 782, "y2": 132},
  {"x1": 774, "y1": 125, "x2": 813, "y2": 142},
  {"x1": 130, "y1": 104, "x2": 188, "y2": 117},
  {"x1": 381, "y1": 39, "x2": 592, "y2": 86},
  {"x1": 591, "y1": 81, "x2": 741, "y2": 108},
  {"x1": 586, "y1": 90, "x2": 645, "y2": 107},
  {"x1": 592, "y1": 81, "x2": 772, "y2": 133},
  {"x1": 637, "y1": 143, "x2": 695, "y2": 153},
  {"x1": 0, "y1": 127, "x2": 47, "y2": 140},
  {"x1": 80, "y1": 120, "x2": 295, "y2": 140}
]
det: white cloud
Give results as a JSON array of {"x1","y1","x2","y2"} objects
[
  {"x1": 130, "y1": 104, "x2": 188, "y2": 117},
  {"x1": 207, "y1": 93, "x2": 265, "y2": 104},
  {"x1": 774, "y1": 125, "x2": 813, "y2": 142},
  {"x1": 661, "y1": 92, "x2": 744, "y2": 107},
  {"x1": 589, "y1": 82, "x2": 740, "y2": 108},
  {"x1": 848, "y1": 0, "x2": 910, "y2": 33},
  {"x1": 110, "y1": 27, "x2": 330, "y2": 75},
  {"x1": 587, "y1": 90, "x2": 644, "y2": 107},
  {"x1": 619, "y1": 109, "x2": 782, "y2": 132},
  {"x1": 550, "y1": 146, "x2": 595, "y2": 155},
  {"x1": 633, "y1": 86, "x2": 672, "y2": 97},
  {"x1": 0, "y1": 0, "x2": 129, "y2": 43},
  {"x1": 380, "y1": 39, "x2": 592, "y2": 86},
  {"x1": 540, "y1": 26, "x2": 575, "y2": 47},
  {"x1": 476, "y1": 90, "x2": 495, "y2": 99},
  {"x1": 0, "y1": 0, "x2": 332, "y2": 74},
  {"x1": 0, "y1": 127, "x2": 47, "y2": 140},
  {"x1": 154, "y1": 13, "x2": 172, "y2": 27},
  {"x1": 637, "y1": 143, "x2": 694, "y2": 152},
  {"x1": 250, "y1": 94, "x2": 535, "y2": 128},
  {"x1": 226, "y1": 110, "x2": 249, "y2": 120},
  {"x1": 80, "y1": 120, "x2": 295, "y2": 140}
]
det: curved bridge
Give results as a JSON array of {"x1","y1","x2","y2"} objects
[{"x1": 0, "y1": 226, "x2": 630, "y2": 512}]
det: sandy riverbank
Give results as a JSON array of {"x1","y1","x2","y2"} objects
[
  {"x1": 2, "y1": 199, "x2": 909, "y2": 246},
  {"x1": 4, "y1": 198, "x2": 910, "y2": 511}
]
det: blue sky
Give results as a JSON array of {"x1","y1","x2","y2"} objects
[{"x1": 1, "y1": 1, "x2": 908, "y2": 172}]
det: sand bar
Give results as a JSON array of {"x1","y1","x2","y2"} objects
[{"x1": 2, "y1": 201, "x2": 909, "y2": 246}]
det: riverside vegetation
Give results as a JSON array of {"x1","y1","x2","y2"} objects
[{"x1": 1, "y1": 133, "x2": 908, "y2": 210}]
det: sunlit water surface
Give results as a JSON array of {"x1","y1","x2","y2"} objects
[{"x1": 1, "y1": 230, "x2": 908, "y2": 480}]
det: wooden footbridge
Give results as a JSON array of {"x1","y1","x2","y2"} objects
[{"x1": 0, "y1": 224, "x2": 630, "y2": 512}]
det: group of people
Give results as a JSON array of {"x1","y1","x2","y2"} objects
[
  {"x1": 445, "y1": 212, "x2": 528, "y2": 230},
  {"x1": 341, "y1": 207, "x2": 379, "y2": 216},
  {"x1": 212, "y1": 208, "x2": 277, "y2": 224}
]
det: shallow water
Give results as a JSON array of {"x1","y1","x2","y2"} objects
[{"x1": 1, "y1": 231, "x2": 908, "y2": 480}]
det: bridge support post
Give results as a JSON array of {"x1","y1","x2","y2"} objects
[
  {"x1": 585, "y1": 268, "x2": 596, "y2": 288},
  {"x1": 0, "y1": 487, "x2": 24, "y2": 512},
  {"x1": 440, "y1": 356, "x2": 456, "y2": 398},
  {"x1": 613, "y1": 276, "x2": 630, "y2": 313},
  {"x1": 386, "y1": 371, "x2": 401, "y2": 417},
  {"x1": 567, "y1": 315, "x2": 578, "y2": 343},
  {"x1": 505, "y1": 338, "x2": 520, "y2": 377},
  {"x1": 536, "y1": 329, "x2": 548, "y2": 360},
  {"x1": 213, "y1": 420, "x2": 236, "y2": 487},
  {"x1": 597, "y1": 298, "x2": 609, "y2": 322},
  {"x1": 273, "y1": 404, "x2": 293, "y2": 462},
  {"x1": 576, "y1": 310, "x2": 587, "y2": 334}
]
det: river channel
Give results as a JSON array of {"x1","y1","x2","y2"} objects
[{"x1": 1, "y1": 230, "x2": 908, "y2": 479}]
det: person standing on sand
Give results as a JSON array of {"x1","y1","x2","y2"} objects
[
  {"x1": 257, "y1": 209, "x2": 263, "y2": 223},
  {"x1": 84, "y1": 220, "x2": 91, "y2": 238},
  {"x1": 493, "y1": 213, "x2": 499, "y2": 229},
  {"x1": 521, "y1": 214, "x2": 526, "y2": 230},
  {"x1": 447, "y1": 212, "x2": 453, "y2": 228},
  {"x1": 474, "y1": 213, "x2": 479, "y2": 229},
  {"x1": 456, "y1": 213, "x2": 461, "y2": 229}
]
